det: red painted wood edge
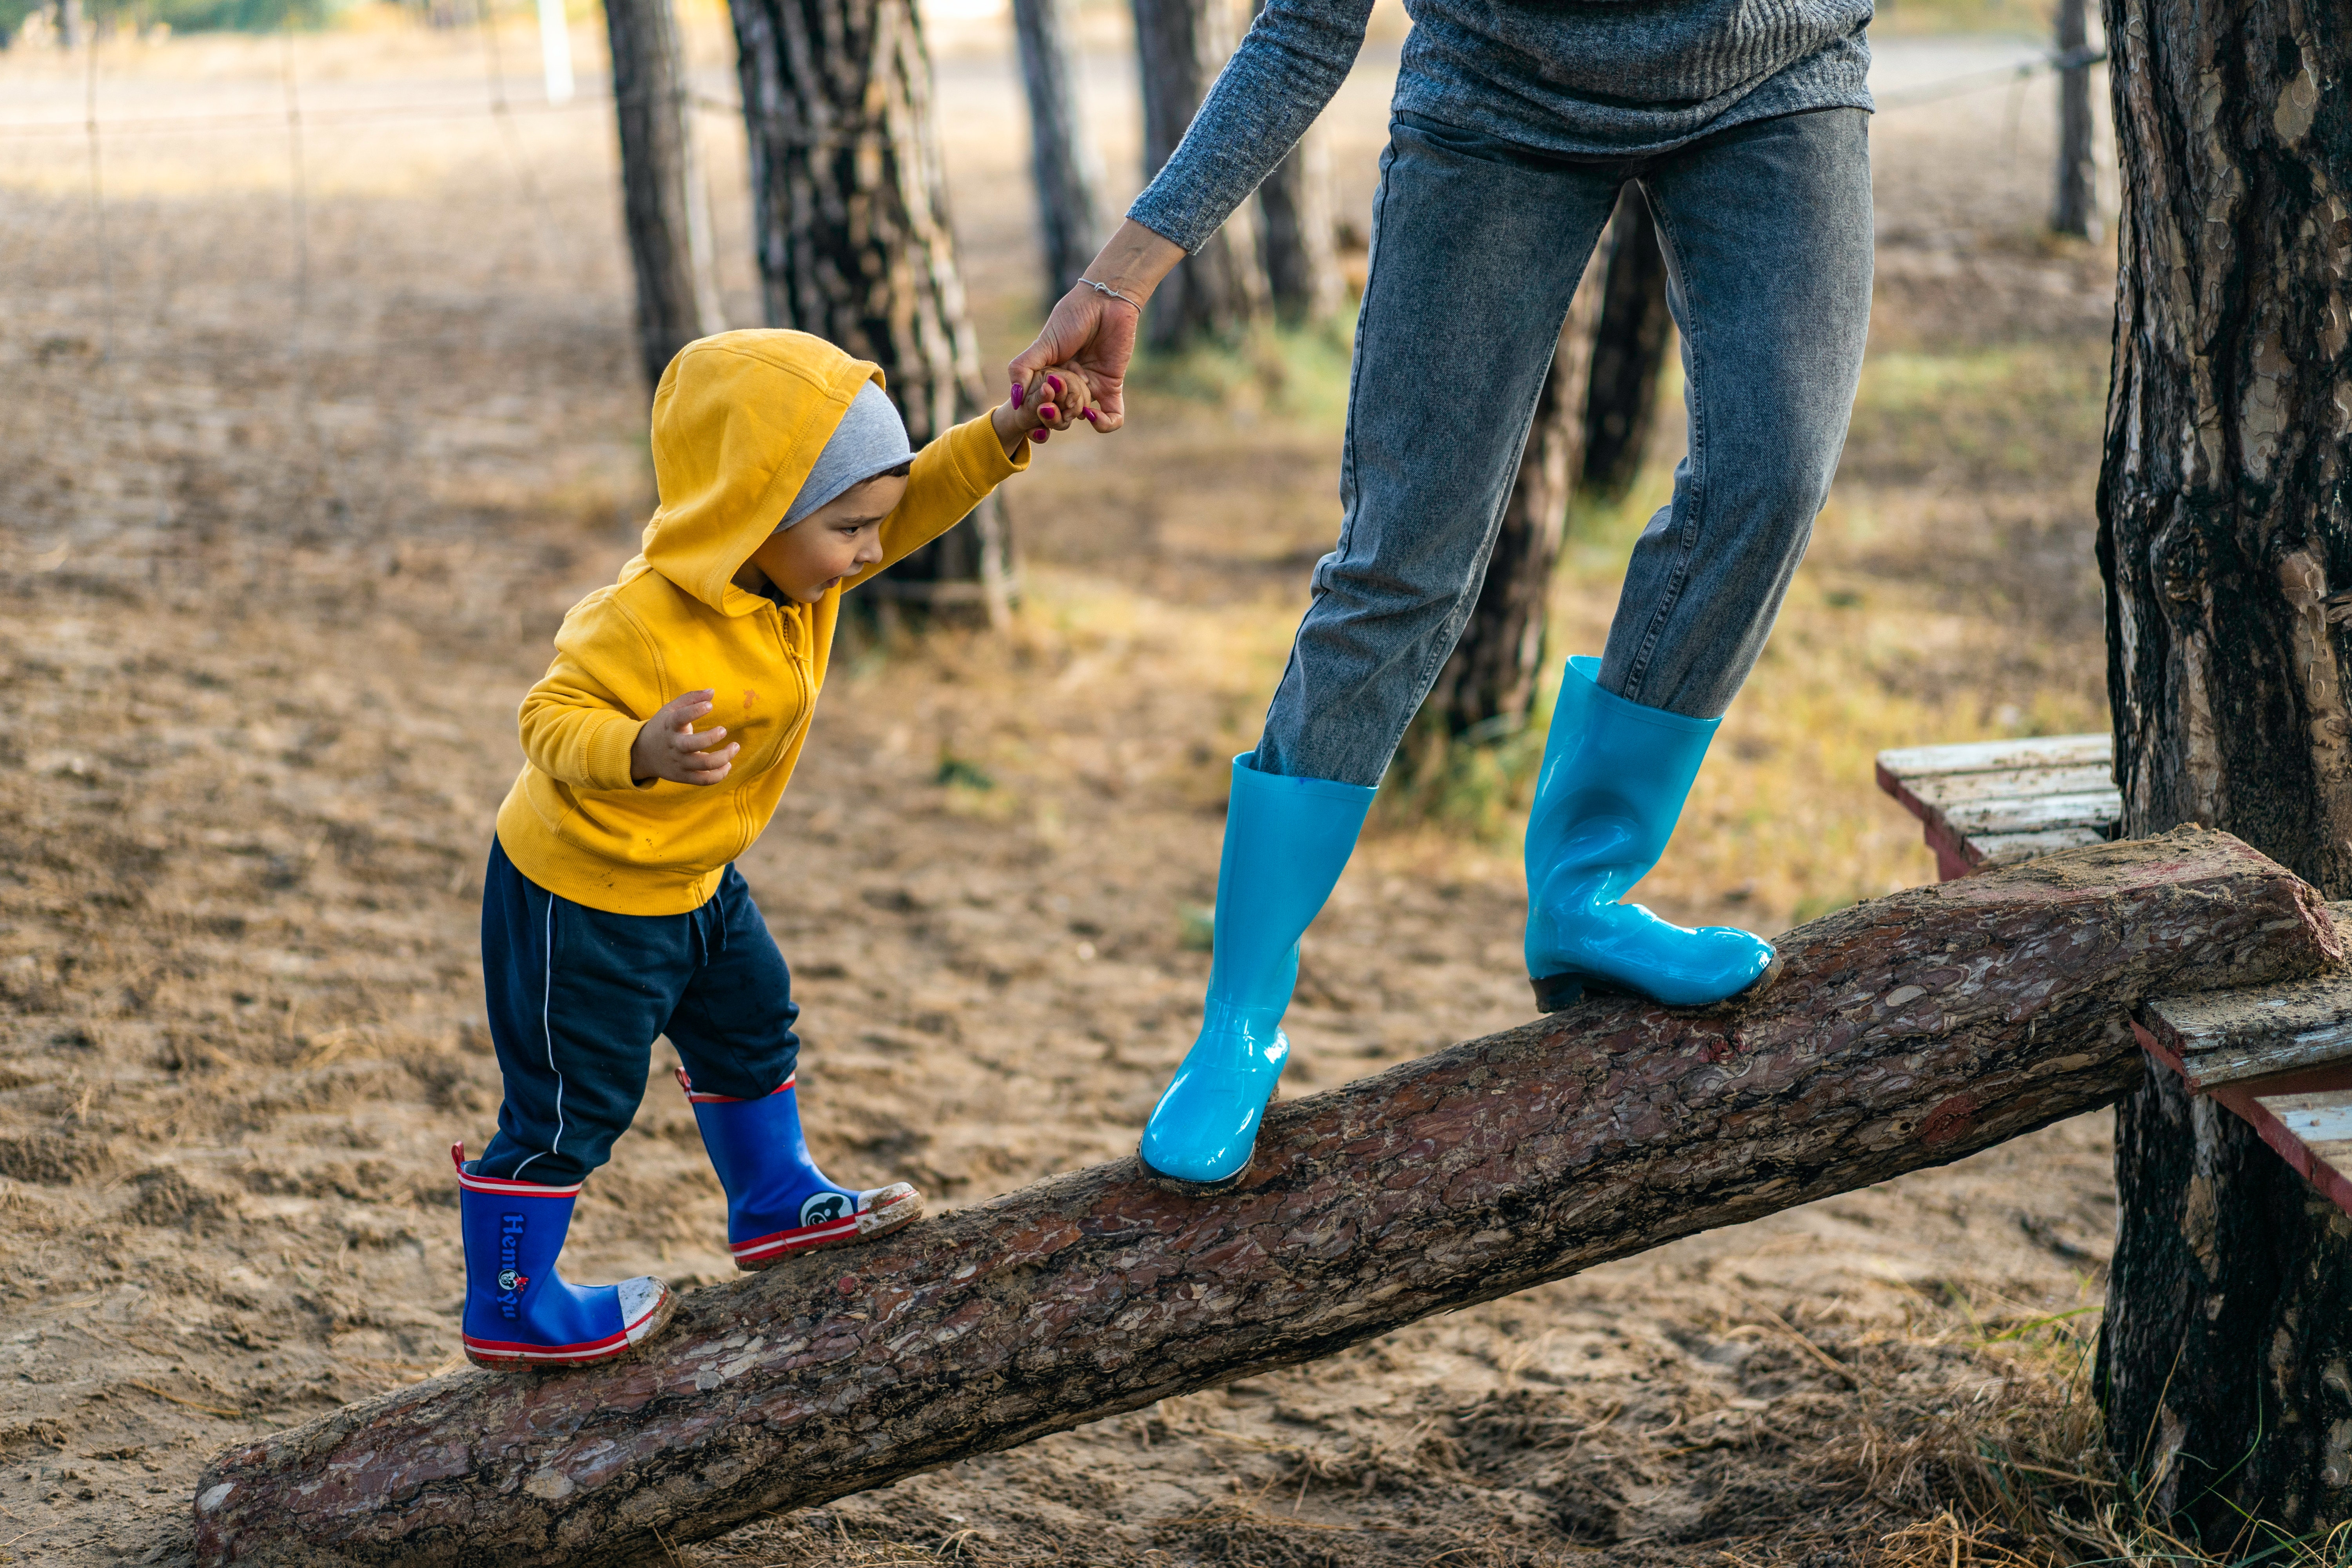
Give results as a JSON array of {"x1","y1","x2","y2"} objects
[
  {"x1": 1874, "y1": 761, "x2": 1975, "y2": 882},
  {"x1": 2135, "y1": 1020, "x2": 2352, "y2": 1219}
]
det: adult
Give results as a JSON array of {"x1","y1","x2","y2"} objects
[{"x1": 1012, "y1": 0, "x2": 1875, "y2": 1192}]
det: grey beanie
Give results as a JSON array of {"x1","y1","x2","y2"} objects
[{"x1": 780, "y1": 381, "x2": 915, "y2": 529}]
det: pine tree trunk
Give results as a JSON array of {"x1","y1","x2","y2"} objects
[
  {"x1": 1421, "y1": 259, "x2": 1607, "y2": 740},
  {"x1": 606, "y1": 0, "x2": 725, "y2": 392},
  {"x1": 1011, "y1": 0, "x2": 1100, "y2": 309},
  {"x1": 1249, "y1": 0, "x2": 1341, "y2": 328},
  {"x1": 1581, "y1": 185, "x2": 1673, "y2": 503},
  {"x1": 1130, "y1": 0, "x2": 1265, "y2": 348},
  {"x1": 2051, "y1": 0, "x2": 2098, "y2": 239},
  {"x1": 730, "y1": 0, "x2": 1013, "y2": 618},
  {"x1": 2095, "y1": 0, "x2": 2352, "y2": 1541},
  {"x1": 1256, "y1": 124, "x2": 1342, "y2": 325}
]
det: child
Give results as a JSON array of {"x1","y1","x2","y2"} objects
[{"x1": 454, "y1": 329, "x2": 1093, "y2": 1369}]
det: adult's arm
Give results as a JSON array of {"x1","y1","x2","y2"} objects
[{"x1": 1009, "y1": 0, "x2": 1376, "y2": 426}]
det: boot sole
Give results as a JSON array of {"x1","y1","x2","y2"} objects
[
  {"x1": 736, "y1": 1186, "x2": 926, "y2": 1272},
  {"x1": 1531, "y1": 950, "x2": 1782, "y2": 1014},
  {"x1": 462, "y1": 1282, "x2": 678, "y2": 1371},
  {"x1": 1136, "y1": 1148, "x2": 1253, "y2": 1196}
]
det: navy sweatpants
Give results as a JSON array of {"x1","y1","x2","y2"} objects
[{"x1": 477, "y1": 837, "x2": 800, "y2": 1184}]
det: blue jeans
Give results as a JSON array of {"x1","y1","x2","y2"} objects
[
  {"x1": 1255, "y1": 107, "x2": 1874, "y2": 785},
  {"x1": 476, "y1": 838, "x2": 800, "y2": 1185}
]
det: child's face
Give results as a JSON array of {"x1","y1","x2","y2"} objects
[{"x1": 737, "y1": 472, "x2": 909, "y2": 603}]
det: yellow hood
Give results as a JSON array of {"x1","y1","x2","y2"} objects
[{"x1": 642, "y1": 329, "x2": 884, "y2": 615}]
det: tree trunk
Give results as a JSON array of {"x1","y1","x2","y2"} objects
[
  {"x1": 1421, "y1": 254, "x2": 1607, "y2": 740},
  {"x1": 606, "y1": 0, "x2": 725, "y2": 393},
  {"x1": 1131, "y1": 0, "x2": 1265, "y2": 348},
  {"x1": 2095, "y1": 0, "x2": 2352, "y2": 1544},
  {"x1": 192, "y1": 830, "x2": 2337, "y2": 1568},
  {"x1": 1249, "y1": 0, "x2": 1341, "y2": 328},
  {"x1": 1011, "y1": 0, "x2": 1100, "y2": 309},
  {"x1": 2051, "y1": 0, "x2": 2098, "y2": 239},
  {"x1": 730, "y1": 0, "x2": 1013, "y2": 619},
  {"x1": 1581, "y1": 185, "x2": 1674, "y2": 503}
]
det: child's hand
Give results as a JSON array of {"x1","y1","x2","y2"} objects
[
  {"x1": 993, "y1": 364, "x2": 1097, "y2": 455},
  {"x1": 631, "y1": 690, "x2": 738, "y2": 786}
]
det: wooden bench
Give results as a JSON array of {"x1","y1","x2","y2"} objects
[
  {"x1": 2134, "y1": 908, "x2": 2352, "y2": 1219},
  {"x1": 1874, "y1": 733, "x2": 2121, "y2": 882},
  {"x1": 1873, "y1": 736, "x2": 2352, "y2": 1219}
]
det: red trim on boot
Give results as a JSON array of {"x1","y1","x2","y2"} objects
[
  {"x1": 450, "y1": 1142, "x2": 583, "y2": 1198},
  {"x1": 673, "y1": 1067, "x2": 795, "y2": 1104},
  {"x1": 730, "y1": 1184, "x2": 921, "y2": 1269}
]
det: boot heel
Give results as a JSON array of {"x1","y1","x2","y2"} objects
[
  {"x1": 1137, "y1": 1149, "x2": 1253, "y2": 1196},
  {"x1": 1530, "y1": 971, "x2": 1588, "y2": 1012}
]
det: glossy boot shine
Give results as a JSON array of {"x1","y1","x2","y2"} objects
[
  {"x1": 1139, "y1": 753, "x2": 1374, "y2": 1192},
  {"x1": 454, "y1": 1145, "x2": 674, "y2": 1369},
  {"x1": 678, "y1": 1070, "x2": 922, "y2": 1269},
  {"x1": 1524, "y1": 658, "x2": 1775, "y2": 1011}
]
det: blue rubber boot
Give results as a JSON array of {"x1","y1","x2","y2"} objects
[
  {"x1": 1523, "y1": 657, "x2": 1777, "y2": 1011},
  {"x1": 677, "y1": 1071, "x2": 923, "y2": 1270},
  {"x1": 1139, "y1": 753, "x2": 1375, "y2": 1192},
  {"x1": 454, "y1": 1145, "x2": 674, "y2": 1369}
]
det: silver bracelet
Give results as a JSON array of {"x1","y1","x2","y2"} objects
[{"x1": 1078, "y1": 277, "x2": 1143, "y2": 310}]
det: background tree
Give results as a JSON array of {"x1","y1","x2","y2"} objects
[
  {"x1": 605, "y1": 0, "x2": 726, "y2": 393},
  {"x1": 1010, "y1": 0, "x2": 1099, "y2": 311},
  {"x1": 2094, "y1": 0, "x2": 2352, "y2": 1543},
  {"x1": 1129, "y1": 0, "x2": 1264, "y2": 348},
  {"x1": 729, "y1": 0, "x2": 1012, "y2": 619},
  {"x1": 2049, "y1": 0, "x2": 2096, "y2": 238},
  {"x1": 1248, "y1": 0, "x2": 1341, "y2": 327},
  {"x1": 1418, "y1": 266, "x2": 1607, "y2": 742},
  {"x1": 1255, "y1": 123, "x2": 1341, "y2": 325},
  {"x1": 1580, "y1": 187, "x2": 1673, "y2": 502}
]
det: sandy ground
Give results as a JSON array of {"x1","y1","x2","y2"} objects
[{"x1": 0, "y1": 13, "x2": 2125, "y2": 1565}]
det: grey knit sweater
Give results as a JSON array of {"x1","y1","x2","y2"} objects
[{"x1": 1129, "y1": 0, "x2": 1875, "y2": 253}]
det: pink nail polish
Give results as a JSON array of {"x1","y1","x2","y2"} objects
[
  {"x1": 1046, "y1": 375, "x2": 1063, "y2": 397},
  {"x1": 1039, "y1": 404, "x2": 1058, "y2": 422},
  {"x1": 1084, "y1": 408, "x2": 1100, "y2": 424},
  {"x1": 1030, "y1": 428, "x2": 1047, "y2": 443},
  {"x1": 1011, "y1": 383, "x2": 1024, "y2": 409}
]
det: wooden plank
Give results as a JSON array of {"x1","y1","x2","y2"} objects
[
  {"x1": 1874, "y1": 733, "x2": 2111, "y2": 780},
  {"x1": 1967, "y1": 827, "x2": 2114, "y2": 868},
  {"x1": 1940, "y1": 790, "x2": 2125, "y2": 837},
  {"x1": 2246, "y1": 1089, "x2": 2352, "y2": 1217},
  {"x1": 1905, "y1": 763, "x2": 2120, "y2": 810},
  {"x1": 2141, "y1": 907, "x2": 2352, "y2": 1090}
]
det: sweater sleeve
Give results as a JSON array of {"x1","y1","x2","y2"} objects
[
  {"x1": 516, "y1": 594, "x2": 658, "y2": 793},
  {"x1": 846, "y1": 409, "x2": 1031, "y2": 588},
  {"x1": 1126, "y1": 0, "x2": 1376, "y2": 253}
]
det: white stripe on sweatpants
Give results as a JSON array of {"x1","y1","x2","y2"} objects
[{"x1": 510, "y1": 895, "x2": 567, "y2": 1180}]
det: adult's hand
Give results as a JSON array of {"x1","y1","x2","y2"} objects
[{"x1": 1007, "y1": 220, "x2": 1185, "y2": 434}]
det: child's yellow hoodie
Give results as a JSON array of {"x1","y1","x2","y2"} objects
[{"x1": 494, "y1": 330, "x2": 1027, "y2": 915}]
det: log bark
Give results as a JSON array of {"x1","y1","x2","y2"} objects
[
  {"x1": 192, "y1": 828, "x2": 2338, "y2": 1568},
  {"x1": 1581, "y1": 185, "x2": 1674, "y2": 503},
  {"x1": 1011, "y1": 0, "x2": 1100, "y2": 309},
  {"x1": 1421, "y1": 250, "x2": 1606, "y2": 740},
  {"x1": 606, "y1": 0, "x2": 725, "y2": 392},
  {"x1": 2049, "y1": 0, "x2": 2098, "y2": 239},
  {"x1": 730, "y1": 0, "x2": 1012, "y2": 617},
  {"x1": 2095, "y1": 0, "x2": 2352, "y2": 1543},
  {"x1": 1130, "y1": 0, "x2": 1265, "y2": 348}
]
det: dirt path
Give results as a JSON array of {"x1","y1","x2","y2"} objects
[{"x1": 0, "y1": 22, "x2": 2123, "y2": 1566}]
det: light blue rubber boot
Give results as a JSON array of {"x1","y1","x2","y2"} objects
[
  {"x1": 1524, "y1": 657, "x2": 1776, "y2": 1011},
  {"x1": 1139, "y1": 753, "x2": 1375, "y2": 1192}
]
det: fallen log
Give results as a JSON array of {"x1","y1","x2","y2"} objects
[{"x1": 193, "y1": 829, "x2": 2341, "y2": 1566}]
